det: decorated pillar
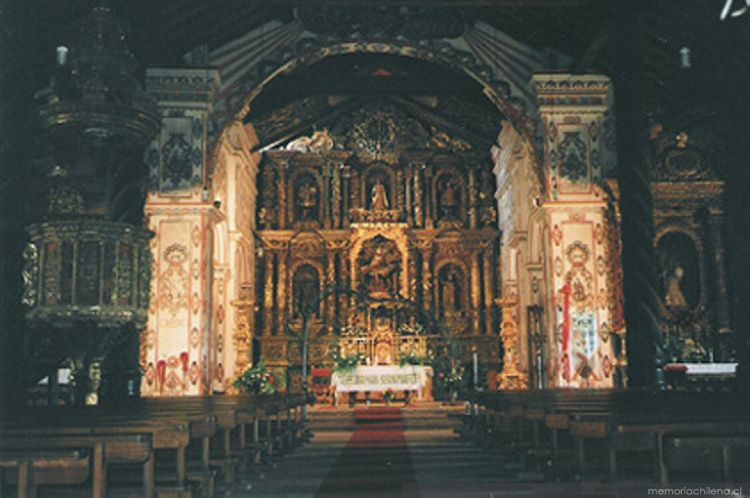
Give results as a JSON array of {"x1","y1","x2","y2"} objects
[
  {"x1": 231, "y1": 284, "x2": 253, "y2": 376},
  {"x1": 532, "y1": 73, "x2": 622, "y2": 389},
  {"x1": 141, "y1": 67, "x2": 220, "y2": 396},
  {"x1": 419, "y1": 240, "x2": 433, "y2": 312},
  {"x1": 496, "y1": 294, "x2": 528, "y2": 390}
]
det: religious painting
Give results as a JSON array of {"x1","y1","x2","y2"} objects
[
  {"x1": 159, "y1": 243, "x2": 189, "y2": 315},
  {"x1": 294, "y1": 173, "x2": 320, "y2": 223},
  {"x1": 437, "y1": 264, "x2": 466, "y2": 318},
  {"x1": 358, "y1": 236, "x2": 401, "y2": 299},
  {"x1": 557, "y1": 241, "x2": 599, "y2": 384},
  {"x1": 365, "y1": 169, "x2": 392, "y2": 211},
  {"x1": 656, "y1": 231, "x2": 701, "y2": 314},
  {"x1": 292, "y1": 265, "x2": 321, "y2": 318}
]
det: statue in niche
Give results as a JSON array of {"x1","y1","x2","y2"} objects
[
  {"x1": 438, "y1": 176, "x2": 460, "y2": 219},
  {"x1": 438, "y1": 265, "x2": 464, "y2": 317},
  {"x1": 293, "y1": 265, "x2": 320, "y2": 318},
  {"x1": 664, "y1": 266, "x2": 688, "y2": 310},
  {"x1": 296, "y1": 177, "x2": 318, "y2": 222},
  {"x1": 359, "y1": 237, "x2": 401, "y2": 298},
  {"x1": 656, "y1": 231, "x2": 701, "y2": 313},
  {"x1": 371, "y1": 180, "x2": 390, "y2": 210}
]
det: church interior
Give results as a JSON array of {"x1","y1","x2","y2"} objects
[{"x1": 1, "y1": 0, "x2": 749, "y2": 495}]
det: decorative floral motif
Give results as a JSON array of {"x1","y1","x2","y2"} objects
[{"x1": 559, "y1": 131, "x2": 588, "y2": 182}]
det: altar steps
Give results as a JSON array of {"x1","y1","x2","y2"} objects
[{"x1": 309, "y1": 403, "x2": 464, "y2": 432}]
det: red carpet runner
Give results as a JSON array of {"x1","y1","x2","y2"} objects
[{"x1": 316, "y1": 407, "x2": 415, "y2": 497}]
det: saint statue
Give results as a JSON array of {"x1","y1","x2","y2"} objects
[
  {"x1": 440, "y1": 180, "x2": 459, "y2": 218},
  {"x1": 297, "y1": 183, "x2": 317, "y2": 220},
  {"x1": 359, "y1": 240, "x2": 400, "y2": 298},
  {"x1": 664, "y1": 266, "x2": 688, "y2": 309},
  {"x1": 371, "y1": 180, "x2": 389, "y2": 210}
]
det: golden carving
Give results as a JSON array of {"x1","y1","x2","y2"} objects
[
  {"x1": 495, "y1": 294, "x2": 528, "y2": 390},
  {"x1": 231, "y1": 283, "x2": 254, "y2": 374}
]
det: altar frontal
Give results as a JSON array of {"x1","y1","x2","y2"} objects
[{"x1": 331, "y1": 365, "x2": 432, "y2": 395}]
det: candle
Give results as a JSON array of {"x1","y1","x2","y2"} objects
[{"x1": 472, "y1": 352, "x2": 479, "y2": 389}]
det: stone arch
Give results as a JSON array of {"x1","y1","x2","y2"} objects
[{"x1": 209, "y1": 41, "x2": 543, "y2": 185}]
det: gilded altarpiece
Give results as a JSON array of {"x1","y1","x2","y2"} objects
[
  {"x1": 651, "y1": 125, "x2": 732, "y2": 362},
  {"x1": 254, "y1": 101, "x2": 501, "y2": 384}
]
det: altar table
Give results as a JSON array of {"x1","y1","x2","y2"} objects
[{"x1": 330, "y1": 365, "x2": 433, "y2": 400}]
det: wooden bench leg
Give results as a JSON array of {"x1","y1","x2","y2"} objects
[
  {"x1": 575, "y1": 438, "x2": 585, "y2": 480},
  {"x1": 93, "y1": 443, "x2": 106, "y2": 498},
  {"x1": 176, "y1": 446, "x2": 186, "y2": 487},
  {"x1": 656, "y1": 433, "x2": 668, "y2": 485},
  {"x1": 551, "y1": 429, "x2": 559, "y2": 475},
  {"x1": 608, "y1": 445, "x2": 617, "y2": 482},
  {"x1": 253, "y1": 419, "x2": 261, "y2": 465},
  {"x1": 722, "y1": 446, "x2": 732, "y2": 483},
  {"x1": 143, "y1": 453, "x2": 155, "y2": 498},
  {"x1": 17, "y1": 461, "x2": 29, "y2": 498}
]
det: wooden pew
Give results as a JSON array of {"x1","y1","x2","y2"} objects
[
  {"x1": 568, "y1": 393, "x2": 750, "y2": 483},
  {"x1": 1, "y1": 393, "x2": 315, "y2": 497},
  {"x1": 1, "y1": 434, "x2": 152, "y2": 498},
  {"x1": 465, "y1": 390, "x2": 750, "y2": 483},
  {"x1": 0, "y1": 449, "x2": 89, "y2": 498}
]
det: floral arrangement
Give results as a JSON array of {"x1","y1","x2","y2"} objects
[
  {"x1": 383, "y1": 389, "x2": 396, "y2": 403},
  {"x1": 330, "y1": 351, "x2": 364, "y2": 373},
  {"x1": 233, "y1": 359, "x2": 285, "y2": 395},
  {"x1": 398, "y1": 352, "x2": 432, "y2": 367}
]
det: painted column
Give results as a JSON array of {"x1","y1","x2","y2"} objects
[
  {"x1": 532, "y1": 73, "x2": 622, "y2": 389},
  {"x1": 141, "y1": 68, "x2": 220, "y2": 397}
]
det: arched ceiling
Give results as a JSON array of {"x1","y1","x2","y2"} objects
[{"x1": 244, "y1": 52, "x2": 503, "y2": 152}]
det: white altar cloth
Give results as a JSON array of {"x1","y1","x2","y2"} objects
[{"x1": 331, "y1": 365, "x2": 432, "y2": 393}]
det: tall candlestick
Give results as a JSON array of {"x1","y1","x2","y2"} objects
[{"x1": 473, "y1": 351, "x2": 479, "y2": 389}]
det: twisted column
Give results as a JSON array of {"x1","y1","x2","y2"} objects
[{"x1": 613, "y1": 5, "x2": 664, "y2": 388}]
